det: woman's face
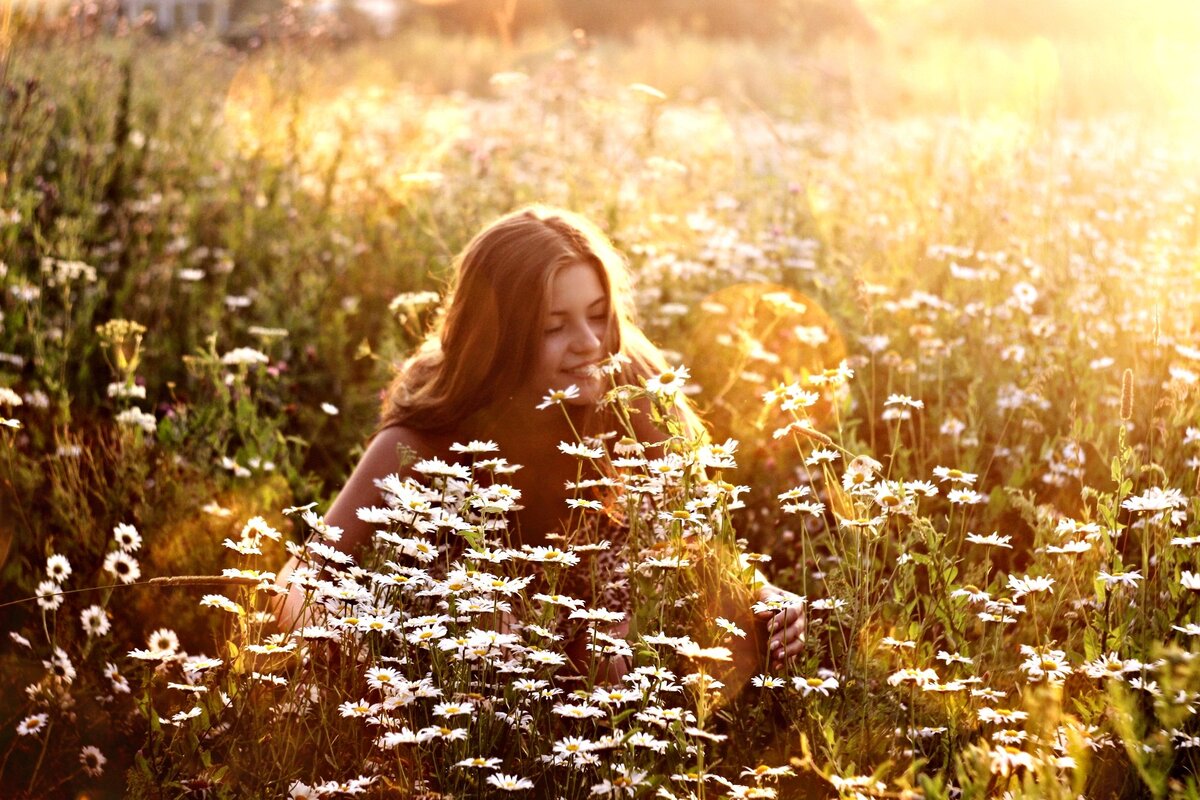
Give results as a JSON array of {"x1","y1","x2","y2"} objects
[{"x1": 522, "y1": 262, "x2": 610, "y2": 407}]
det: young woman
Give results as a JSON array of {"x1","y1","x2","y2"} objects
[{"x1": 273, "y1": 205, "x2": 805, "y2": 677}]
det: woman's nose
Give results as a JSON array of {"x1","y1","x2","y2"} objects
[{"x1": 571, "y1": 320, "x2": 602, "y2": 352}]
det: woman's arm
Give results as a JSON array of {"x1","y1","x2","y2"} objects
[{"x1": 270, "y1": 426, "x2": 429, "y2": 632}]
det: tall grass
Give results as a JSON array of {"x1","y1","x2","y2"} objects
[{"x1": 2, "y1": 13, "x2": 1200, "y2": 799}]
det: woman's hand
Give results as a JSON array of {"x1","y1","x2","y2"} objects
[{"x1": 754, "y1": 586, "x2": 806, "y2": 671}]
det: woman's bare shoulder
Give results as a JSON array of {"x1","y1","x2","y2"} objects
[{"x1": 364, "y1": 425, "x2": 445, "y2": 473}]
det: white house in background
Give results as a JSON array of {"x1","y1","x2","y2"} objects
[{"x1": 119, "y1": 0, "x2": 232, "y2": 34}]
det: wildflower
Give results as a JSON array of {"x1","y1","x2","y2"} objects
[
  {"x1": 81, "y1": 605, "x2": 111, "y2": 637},
  {"x1": 46, "y1": 650, "x2": 78, "y2": 684},
  {"x1": 1182, "y1": 571, "x2": 1200, "y2": 591},
  {"x1": 933, "y1": 466, "x2": 977, "y2": 485},
  {"x1": 456, "y1": 756, "x2": 502, "y2": 769},
  {"x1": 675, "y1": 640, "x2": 733, "y2": 662},
  {"x1": 947, "y1": 488, "x2": 986, "y2": 505},
  {"x1": 887, "y1": 668, "x2": 938, "y2": 688},
  {"x1": 1173, "y1": 623, "x2": 1200, "y2": 636},
  {"x1": 989, "y1": 746, "x2": 1035, "y2": 776},
  {"x1": 1047, "y1": 540, "x2": 1092, "y2": 555},
  {"x1": 36, "y1": 580, "x2": 64, "y2": 610},
  {"x1": 715, "y1": 617, "x2": 746, "y2": 638},
  {"x1": 565, "y1": 499, "x2": 605, "y2": 516},
  {"x1": 339, "y1": 699, "x2": 377, "y2": 718},
  {"x1": 522, "y1": 547, "x2": 580, "y2": 566},
  {"x1": 1122, "y1": 487, "x2": 1186, "y2": 514},
  {"x1": 592, "y1": 762, "x2": 652, "y2": 795},
  {"x1": 1019, "y1": 646, "x2": 1072, "y2": 683},
  {"x1": 950, "y1": 585, "x2": 990, "y2": 603},
  {"x1": 45, "y1": 554, "x2": 72, "y2": 583},
  {"x1": 978, "y1": 707, "x2": 1028, "y2": 724},
  {"x1": 569, "y1": 607, "x2": 626, "y2": 624},
  {"x1": 220, "y1": 347, "x2": 269, "y2": 366},
  {"x1": 808, "y1": 361, "x2": 854, "y2": 387},
  {"x1": 742, "y1": 764, "x2": 795, "y2": 780},
  {"x1": 115, "y1": 407, "x2": 157, "y2": 433},
  {"x1": 936, "y1": 650, "x2": 972, "y2": 666},
  {"x1": 841, "y1": 456, "x2": 881, "y2": 492},
  {"x1": 794, "y1": 674, "x2": 839, "y2": 696},
  {"x1": 560, "y1": 442, "x2": 605, "y2": 459},
  {"x1": 752, "y1": 675, "x2": 787, "y2": 689},
  {"x1": 805, "y1": 448, "x2": 840, "y2": 465},
  {"x1": 965, "y1": 531, "x2": 1012, "y2": 548},
  {"x1": 537, "y1": 385, "x2": 581, "y2": 410},
  {"x1": 80, "y1": 745, "x2": 106, "y2": 777},
  {"x1": 1007, "y1": 574, "x2": 1054, "y2": 599},
  {"x1": 200, "y1": 594, "x2": 245, "y2": 615},
  {"x1": 147, "y1": 628, "x2": 181, "y2": 658},
  {"x1": 103, "y1": 550, "x2": 141, "y2": 584},
  {"x1": 487, "y1": 773, "x2": 534, "y2": 791},
  {"x1": 16, "y1": 713, "x2": 48, "y2": 736},
  {"x1": 432, "y1": 701, "x2": 475, "y2": 718},
  {"x1": 1083, "y1": 653, "x2": 1136, "y2": 680},
  {"x1": 407, "y1": 625, "x2": 449, "y2": 646},
  {"x1": 1097, "y1": 569, "x2": 1143, "y2": 589},
  {"x1": 113, "y1": 523, "x2": 142, "y2": 551},
  {"x1": 645, "y1": 365, "x2": 690, "y2": 395},
  {"x1": 885, "y1": 393, "x2": 924, "y2": 409},
  {"x1": 552, "y1": 703, "x2": 605, "y2": 719}
]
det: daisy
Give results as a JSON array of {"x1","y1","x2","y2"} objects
[
  {"x1": 366, "y1": 667, "x2": 401, "y2": 690},
  {"x1": 752, "y1": 675, "x2": 787, "y2": 689},
  {"x1": 339, "y1": 699, "x2": 376, "y2": 718},
  {"x1": 559, "y1": 442, "x2": 605, "y2": 459},
  {"x1": 645, "y1": 365, "x2": 690, "y2": 395},
  {"x1": 432, "y1": 701, "x2": 475, "y2": 717},
  {"x1": 965, "y1": 531, "x2": 1012, "y2": 548},
  {"x1": 45, "y1": 554, "x2": 71, "y2": 583},
  {"x1": 1007, "y1": 574, "x2": 1054, "y2": 598},
  {"x1": 486, "y1": 773, "x2": 534, "y2": 791},
  {"x1": 456, "y1": 756, "x2": 502, "y2": 769},
  {"x1": 793, "y1": 675, "x2": 840, "y2": 696},
  {"x1": 885, "y1": 393, "x2": 924, "y2": 409},
  {"x1": 79, "y1": 745, "x2": 106, "y2": 776},
  {"x1": 36, "y1": 580, "x2": 64, "y2": 611},
  {"x1": 947, "y1": 488, "x2": 986, "y2": 505},
  {"x1": 147, "y1": 628, "x2": 181, "y2": 657},
  {"x1": 16, "y1": 713, "x2": 48, "y2": 736},
  {"x1": 536, "y1": 385, "x2": 580, "y2": 410},
  {"x1": 977, "y1": 707, "x2": 1028, "y2": 724},
  {"x1": 113, "y1": 523, "x2": 142, "y2": 551},
  {"x1": 103, "y1": 550, "x2": 141, "y2": 584},
  {"x1": 80, "y1": 605, "x2": 111, "y2": 637},
  {"x1": 933, "y1": 466, "x2": 977, "y2": 485},
  {"x1": 1097, "y1": 570, "x2": 1143, "y2": 589},
  {"x1": 716, "y1": 617, "x2": 746, "y2": 638}
]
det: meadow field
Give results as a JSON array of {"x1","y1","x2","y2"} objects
[{"x1": 3, "y1": 3, "x2": 1200, "y2": 797}]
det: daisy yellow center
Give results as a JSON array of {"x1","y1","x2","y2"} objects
[{"x1": 807, "y1": 678, "x2": 824, "y2": 687}]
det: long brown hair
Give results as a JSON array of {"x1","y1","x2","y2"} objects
[{"x1": 379, "y1": 205, "x2": 702, "y2": 437}]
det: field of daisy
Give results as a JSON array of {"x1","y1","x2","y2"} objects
[{"x1": 3, "y1": 3, "x2": 1200, "y2": 798}]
